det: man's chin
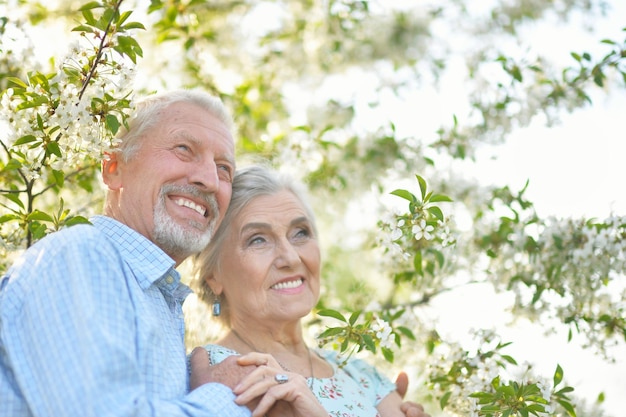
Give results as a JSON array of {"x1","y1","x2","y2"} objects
[{"x1": 154, "y1": 229, "x2": 212, "y2": 256}]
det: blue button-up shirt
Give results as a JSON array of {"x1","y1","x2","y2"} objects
[{"x1": 0, "y1": 215, "x2": 250, "y2": 417}]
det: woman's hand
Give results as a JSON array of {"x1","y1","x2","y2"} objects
[
  {"x1": 234, "y1": 352, "x2": 327, "y2": 417},
  {"x1": 395, "y1": 372, "x2": 431, "y2": 417}
]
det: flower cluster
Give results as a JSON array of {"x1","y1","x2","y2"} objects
[
  {"x1": 484, "y1": 214, "x2": 626, "y2": 356},
  {"x1": 370, "y1": 317, "x2": 394, "y2": 349},
  {"x1": 0, "y1": 49, "x2": 135, "y2": 179},
  {"x1": 0, "y1": 0, "x2": 143, "y2": 254},
  {"x1": 426, "y1": 329, "x2": 575, "y2": 417}
]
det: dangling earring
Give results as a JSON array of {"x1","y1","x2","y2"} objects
[{"x1": 212, "y1": 294, "x2": 221, "y2": 317}]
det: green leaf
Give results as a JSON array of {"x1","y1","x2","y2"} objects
[
  {"x1": 427, "y1": 206, "x2": 444, "y2": 221},
  {"x1": 396, "y1": 326, "x2": 416, "y2": 340},
  {"x1": 553, "y1": 364, "x2": 564, "y2": 386},
  {"x1": 6, "y1": 77, "x2": 28, "y2": 89},
  {"x1": 390, "y1": 189, "x2": 415, "y2": 203},
  {"x1": 433, "y1": 249, "x2": 445, "y2": 268},
  {"x1": 71, "y1": 25, "x2": 96, "y2": 33},
  {"x1": 81, "y1": 9, "x2": 97, "y2": 26},
  {"x1": 429, "y1": 194, "x2": 453, "y2": 203},
  {"x1": 1, "y1": 193, "x2": 25, "y2": 209},
  {"x1": 106, "y1": 114, "x2": 121, "y2": 134},
  {"x1": 65, "y1": 216, "x2": 91, "y2": 226},
  {"x1": 348, "y1": 310, "x2": 360, "y2": 326},
  {"x1": 317, "y1": 327, "x2": 344, "y2": 338},
  {"x1": 52, "y1": 169, "x2": 64, "y2": 187},
  {"x1": 0, "y1": 214, "x2": 21, "y2": 223},
  {"x1": 362, "y1": 333, "x2": 376, "y2": 352},
  {"x1": 511, "y1": 65, "x2": 523, "y2": 82},
  {"x1": 78, "y1": 1, "x2": 103, "y2": 11},
  {"x1": 13, "y1": 135, "x2": 38, "y2": 146},
  {"x1": 46, "y1": 141, "x2": 62, "y2": 158},
  {"x1": 317, "y1": 309, "x2": 347, "y2": 323},
  {"x1": 500, "y1": 384, "x2": 515, "y2": 396},
  {"x1": 30, "y1": 222, "x2": 48, "y2": 240},
  {"x1": 121, "y1": 21, "x2": 146, "y2": 31},
  {"x1": 413, "y1": 250, "x2": 423, "y2": 275},
  {"x1": 555, "y1": 386, "x2": 574, "y2": 395},
  {"x1": 27, "y1": 210, "x2": 54, "y2": 222},
  {"x1": 381, "y1": 346, "x2": 394, "y2": 362},
  {"x1": 500, "y1": 354, "x2": 518, "y2": 365},
  {"x1": 439, "y1": 391, "x2": 452, "y2": 409},
  {"x1": 416, "y1": 174, "x2": 427, "y2": 200},
  {"x1": 469, "y1": 392, "x2": 493, "y2": 399},
  {"x1": 556, "y1": 399, "x2": 577, "y2": 417}
]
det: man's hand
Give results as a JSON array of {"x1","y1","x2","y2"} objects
[
  {"x1": 395, "y1": 371, "x2": 431, "y2": 417},
  {"x1": 189, "y1": 347, "x2": 255, "y2": 390}
]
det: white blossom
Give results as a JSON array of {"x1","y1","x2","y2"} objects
[{"x1": 412, "y1": 219, "x2": 434, "y2": 240}]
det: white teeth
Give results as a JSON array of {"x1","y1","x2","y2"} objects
[
  {"x1": 175, "y1": 198, "x2": 206, "y2": 217},
  {"x1": 271, "y1": 279, "x2": 303, "y2": 290}
]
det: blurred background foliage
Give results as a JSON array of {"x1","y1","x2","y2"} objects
[{"x1": 1, "y1": 0, "x2": 625, "y2": 415}]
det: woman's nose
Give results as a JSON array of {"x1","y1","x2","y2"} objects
[{"x1": 274, "y1": 240, "x2": 300, "y2": 268}]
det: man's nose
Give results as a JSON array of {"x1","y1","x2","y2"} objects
[{"x1": 190, "y1": 159, "x2": 220, "y2": 192}]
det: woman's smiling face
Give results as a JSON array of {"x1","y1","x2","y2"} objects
[{"x1": 209, "y1": 190, "x2": 321, "y2": 327}]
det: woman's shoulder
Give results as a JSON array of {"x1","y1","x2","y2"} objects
[{"x1": 203, "y1": 343, "x2": 240, "y2": 365}]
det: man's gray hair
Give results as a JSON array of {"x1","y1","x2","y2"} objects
[{"x1": 116, "y1": 89, "x2": 235, "y2": 161}]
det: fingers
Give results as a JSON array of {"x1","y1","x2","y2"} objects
[
  {"x1": 233, "y1": 364, "x2": 292, "y2": 400},
  {"x1": 233, "y1": 352, "x2": 327, "y2": 417},
  {"x1": 400, "y1": 401, "x2": 430, "y2": 417},
  {"x1": 236, "y1": 351, "x2": 274, "y2": 367},
  {"x1": 188, "y1": 347, "x2": 211, "y2": 390},
  {"x1": 246, "y1": 375, "x2": 326, "y2": 417},
  {"x1": 395, "y1": 371, "x2": 410, "y2": 398}
]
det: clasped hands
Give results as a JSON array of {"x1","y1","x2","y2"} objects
[{"x1": 189, "y1": 347, "x2": 430, "y2": 417}]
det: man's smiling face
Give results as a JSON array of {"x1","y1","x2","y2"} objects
[{"x1": 108, "y1": 101, "x2": 235, "y2": 262}]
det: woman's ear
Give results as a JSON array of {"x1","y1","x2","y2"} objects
[
  {"x1": 205, "y1": 274, "x2": 223, "y2": 296},
  {"x1": 102, "y1": 152, "x2": 122, "y2": 190}
]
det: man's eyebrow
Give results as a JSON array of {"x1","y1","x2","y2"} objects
[
  {"x1": 172, "y1": 131, "x2": 235, "y2": 165},
  {"x1": 172, "y1": 131, "x2": 200, "y2": 144}
]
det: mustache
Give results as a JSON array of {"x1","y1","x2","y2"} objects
[{"x1": 159, "y1": 184, "x2": 219, "y2": 219}]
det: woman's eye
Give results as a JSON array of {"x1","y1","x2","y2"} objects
[{"x1": 293, "y1": 227, "x2": 311, "y2": 239}]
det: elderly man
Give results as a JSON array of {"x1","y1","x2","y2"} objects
[{"x1": 0, "y1": 89, "x2": 251, "y2": 416}]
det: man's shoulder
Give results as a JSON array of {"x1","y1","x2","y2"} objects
[{"x1": 31, "y1": 221, "x2": 102, "y2": 251}]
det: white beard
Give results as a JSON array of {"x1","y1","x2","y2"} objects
[{"x1": 152, "y1": 184, "x2": 219, "y2": 257}]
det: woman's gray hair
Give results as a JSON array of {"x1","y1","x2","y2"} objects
[
  {"x1": 192, "y1": 165, "x2": 318, "y2": 326},
  {"x1": 115, "y1": 89, "x2": 235, "y2": 161}
]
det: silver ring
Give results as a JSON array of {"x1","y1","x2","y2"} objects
[{"x1": 274, "y1": 373, "x2": 289, "y2": 384}]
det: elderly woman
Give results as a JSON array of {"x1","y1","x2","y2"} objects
[{"x1": 192, "y1": 165, "x2": 429, "y2": 417}]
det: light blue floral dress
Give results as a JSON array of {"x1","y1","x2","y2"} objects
[{"x1": 203, "y1": 344, "x2": 396, "y2": 417}]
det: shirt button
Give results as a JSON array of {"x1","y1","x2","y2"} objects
[{"x1": 165, "y1": 275, "x2": 174, "y2": 284}]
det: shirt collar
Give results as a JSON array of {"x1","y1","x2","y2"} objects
[{"x1": 90, "y1": 215, "x2": 179, "y2": 290}]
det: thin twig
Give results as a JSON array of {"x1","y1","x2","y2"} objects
[{"x1": 78, "y1": 0, "x2": 124, "y2": 100}]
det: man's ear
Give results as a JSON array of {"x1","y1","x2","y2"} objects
[{"x1": 102, "y1": 152, "x2": 122, "y2": 190}]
